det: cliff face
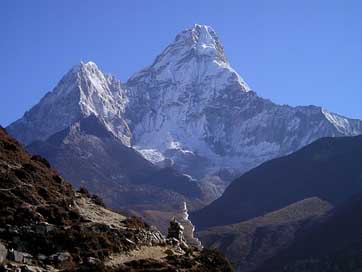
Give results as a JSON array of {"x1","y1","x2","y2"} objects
[{"x1": 0, "y1": 127, "x2": 233, "y2": 271}]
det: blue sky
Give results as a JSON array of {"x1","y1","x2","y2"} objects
[{"x1": 1, "y1": 0, "x2": 361, "y2": 126}]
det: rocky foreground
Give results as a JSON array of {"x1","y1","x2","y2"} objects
[{"x1": 0, "y1": 126, "x2": 233, "y2": 271}]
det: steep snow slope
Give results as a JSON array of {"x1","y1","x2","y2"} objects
[
  {"x1": 7, "y1": 61, "x2": 131, "y2": 146},
  {"x1": 126, "y1": 24, "x2": 362, "y2": 178}
]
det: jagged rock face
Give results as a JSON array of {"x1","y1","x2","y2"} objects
[
  {"x1": 6, "y1": 24, "x2": 362, "y2": 183},
  {"x1": 7, "y1": 62, "x2": 131, "y2": 146}
]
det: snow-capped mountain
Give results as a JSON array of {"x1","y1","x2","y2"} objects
[
  {"x1": 7, "y1": 24, "x2": 362, "y2": 184},
  {"x1": 7, "y1": 61, "x2": 131, "y2": 146},
  {"x1": 126, "y1": 24, "x2": 362, "y2": 177}
]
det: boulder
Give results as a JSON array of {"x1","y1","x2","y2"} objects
[
  {"x1": 8, "y1": 249, "x2": 33, "y2": 264},
  {"x1": 84, "y1": 257, "x2": 102, "y2": 266},
  {"x1": 35, "y1": 223, "x2": 54, "y2": 235},
  {"x1": 19, "y1": 265, "x2": 41, "y2": 272},
  {"x1": 48, "y1": 252, "x2": 72, "y2": 267},
  {"x1": 0, "y1": 242, "x2": 7, "y2": 264}
]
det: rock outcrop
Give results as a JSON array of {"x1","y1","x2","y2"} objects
[{"x1": 0, "y1": 243, "x2": 7, "y2": 264}]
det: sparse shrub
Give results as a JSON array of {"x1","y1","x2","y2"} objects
[
  {"x1": 37, "y1": 186, "x2": 49, "y2": 199},
  {"x1": 78, "y1": 187, "x2": 91, "y2": 198},
  {"x1": 14, "y1": 168, "x2": 29, "y2": 180},
  {"x1": 122, "y1": 216, "x2": 150, "y2": 230},
  {"x1": 197, "y1": 248, "x2": 234, "y2": 272},
  {"x1": 91, "y1": 194, "x2": 105, "y2": 207},
  {"x1": 3, "y1": 141, "x2": 17, "y2": 151},
  {"x1": 23, "y1": 163, "x2": 36, "y2": 172},
  {"x1": 184, "y1": 246, "x2": 194, "y2": 256},
  {"x1": 31, "y1": 155, "x2": 51, "y2": 168},
  {"x1": 53, "y1": 175, "x2": 63, "y2": 184}
]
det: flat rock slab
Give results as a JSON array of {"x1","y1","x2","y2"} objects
[{"x1": 0, "y1": 242, "x2": 7, "y2": 264}]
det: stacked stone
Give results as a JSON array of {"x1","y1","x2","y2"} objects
[
  {"x1": 167, "y1": 218, "x2": 185, "y2": 242},
  {"x1": 167, "y1": 218, "x2": 189, "y2": 253}
]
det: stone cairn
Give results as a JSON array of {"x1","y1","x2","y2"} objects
[
  {"x1": 167, "y1": 217, "x2": 188, "y2": 253},
  {"x1": 167, "y1": 218, "x2": 185, "y2": 242}
]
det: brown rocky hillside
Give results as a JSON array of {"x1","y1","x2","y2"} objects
[{"x1": 0, "y1": 127, "x2": 233, "y2": 271}]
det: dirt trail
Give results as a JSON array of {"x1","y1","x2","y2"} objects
[
  {"x1": 75, "y1": 194, "x2": 127, "y2": 229},
  {"x1": 105, "y1": 246, "x2": 168, "y2": 267}
]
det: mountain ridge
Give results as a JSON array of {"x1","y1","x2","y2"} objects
[
  {"x1": 27, "y1": 114, "x2": 203, "y2": 205},
  {"x1": 7, "y1": 61, "x2": 131, "y2": 146},
  {"x1": 197, "y1": 197, "x2": 333, "y2": 271},
  {"x1": 256, "y1": 191, "x2": 362, "y2": 272},
  {"x1": 7, "y1": 23, "x2": 362, "y2": 190},
  {"x1": 191, "y1": 134, "x2": 362, "y2": 229}
]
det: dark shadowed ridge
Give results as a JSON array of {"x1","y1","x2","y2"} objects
[
  {"x1": 257, "y1": 192, "x2": 362, "y2": 271},
  {"x1": 27, "y1": 115, "x2": 203, "y2": 210},
  {"x1": 197, "y1": 197, "x2": 333, "y2": 271},
  {"x1": 191, "y1": 135, "x2": 362, "y2": 229}
]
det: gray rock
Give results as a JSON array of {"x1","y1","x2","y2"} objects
[
  {"x1": 8, "y1": 249, "x2": 33, "y2": 265},
  {"x1": 124, "y1": 238, "x2": 135, "y2": 245},
  {"x1": 48, "y1": 252, "x2": 72, "y2": 265},
  {"x1": 37, "y1": 254, "x2": 47, "y2": 261},
  {"x1": 85, "y1": 257, "x2": 101, "y2": 266},
  {"x1": 0, "y1": 242, "x2": 7, "y2": 264},
  {"x1": 20, "y1": 265, "x2": 41, "y2": 272},
  {"x1": 35, "y1": 223, "x2": 54, "y2": 235}
]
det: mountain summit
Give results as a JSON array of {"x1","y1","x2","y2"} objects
[
  {"x1": 7, "y1": 24, "x2": 362, "y2": 190},
  {"x1": 7, "y1": 61, "x2": 131, "y2": 146},
  {"x1": 128, "y1": 24, "x2": 250, "y2": 91},
  {"x1": 126, "y1": 24, "x2": 362, "y2": 179}
]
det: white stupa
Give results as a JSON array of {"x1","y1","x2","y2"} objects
[{"x1": 178, "y1": 202, "x2": 203, "y2": 249}]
